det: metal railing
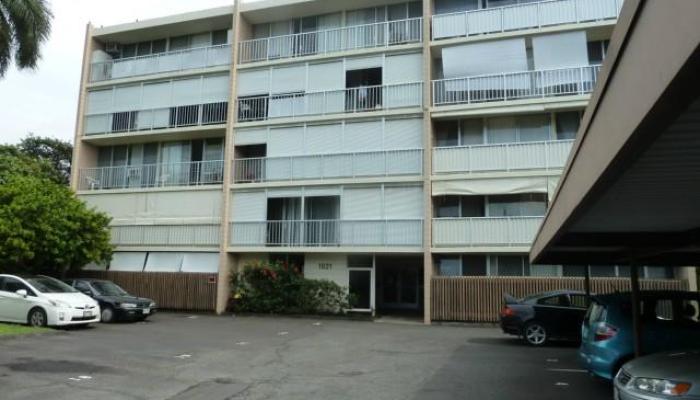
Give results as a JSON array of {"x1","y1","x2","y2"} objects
[
  {"x1": 110, "y1": 224, "x2": 220, "y2": 247},
  {"x1": 239, "y1": 18, "x2": 422, "y2": 63},
  {"x1": 90, "y1": 44, "x2": 232, "y2": 82},
  {"x1": 433, "y1": 139, "x2": 574, "y2": 174},
  {"x1": 84, "y1": 102, "x2": 228, "y2": 135},
  {"x1": 432, "y1": 65, "x2": 600, "y2": 106},
  {"x1": 237, "y1": 82, "x2": 422, "y2": 122},
  {"x1": 432, "y1": 216, "x2": 543, "y2": 247},
  {"x1": 230, "y1": 219, "x2": 423, "y2": 247},
  {"x1": 432, "y1": 0, "x2": 622, "y2": 40},
  {"x1": 233, "y1": 149, "x2": 423, "y2": 183},
  {"x1": 78, "y1": 160, "x2": 224, "y2": 191}
]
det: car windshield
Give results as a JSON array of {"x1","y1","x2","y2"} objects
[
  {"x1": 26, "y1": 276, "x2": 78, "y2": 293},
  {"x1": 91, "y1": 281, "x2": 129, "y2": 297}
]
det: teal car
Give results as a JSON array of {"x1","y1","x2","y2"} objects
[{"x1": 579, "y1": 291, "x2": 700, "y2": 380}]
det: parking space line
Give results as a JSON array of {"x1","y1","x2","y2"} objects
[{"x1": 548, "y1": 368, "x2": 588, "y2": 373}]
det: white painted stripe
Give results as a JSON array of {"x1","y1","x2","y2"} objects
[{"x1": 548, "y1": 368, "x2": 588, "y2": 373}]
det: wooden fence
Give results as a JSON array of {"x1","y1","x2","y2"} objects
[
  {"x1": 75, "y1": 271, "x2": 218, "y2": 311},
  {"x1": 431, "y1": 277, "x2": 689, "y2": 322}
]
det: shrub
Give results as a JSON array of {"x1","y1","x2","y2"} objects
[{"x1": 230, "y1": 260, "x2": 349, "y2": 314}]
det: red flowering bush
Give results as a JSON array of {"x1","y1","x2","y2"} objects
[{"x1": 230, "y1": 260, "x2": 349, "y2": 314}]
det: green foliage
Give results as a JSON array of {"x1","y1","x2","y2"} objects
[
  {"x1": 0, "y1": 144, "x2": 63, "y2": 184},
  {"x1": 0, "y1": 0, "x2": 53, "y2": 77},
  {"x1": 18, "y1": 134, "x2": 72, "y2": 184},
  {"x1": 231, "y1": 260, "x2": 349, "y2": 314},
  {"x1": 0, "y1": 173, "x2": 112, "y2": 276}
]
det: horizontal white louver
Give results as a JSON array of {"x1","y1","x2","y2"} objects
[
  {"x1": 171, "y1": 78, "x2": 201, "y2": 106},
  {"x1": 181, "y1": 253, "x2": 219, "y2": 273},
  {"x1": 110, "y1": 252, "x2": 146, "y2": 271},
  {"x1": 442, "y1": 38, "x2": 527, "y2": 78},
  {"x1": 305, "y1": 124, "x2": 343, "y2": 154},
  {"x1": 344, "y1": 121, "x2": 383, "y2": 152},
  {"x1": 113, "y1": 85, "x2": 141, "y2": 111},
  {"x1": 308, "y1": 62, "x2": 344, "y2": 91},
  {"x1": 268, "y1": 126, "x2": 304, "y2": 156},
  {"x1": 270, "y1": 65, "x2": 306, "y2": 94},
  {"x1": 201, "y1": 74, "x2": 230, "y2": 103},
  {"x1": 141, "y1": 82, "x2": 171, "y2": 109},
  {"x1": 235, "y1": 127, "x2": 268, "y2": 145},
  {"x1": 384, "y1": 118, "x2": 423, "y2": 149},
  {"x1": 345, "y1": 56, "x2": 382, "y2": 70},
  {"x1": 231, "y1": 191, "x2": 266, "y2": 221},
  {"x1": 145, "y1": 252, "x2": 184, "y2": 272},
  {"x1": 342, "y1": 187, "x2": 382, "y2": 219},
  {"x1": 237, "y1": 69, "x2": 270, "y2": 96},
  {"x1": 86, "y1": 89, "x2": 113, "y2": 114},
  {"x1": 533, "y1": 31, "x2": 588, "y2": 70},
  {"x1": 384, "y1": 186, "x2": 423, "y2": 219},
  {"x1": 384, "y1": 53, "x2": 423, "y2": 84}
]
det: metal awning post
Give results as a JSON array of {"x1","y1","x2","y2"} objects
[{"x1": 630, "y1": 265, "x2": 642, "y2": 357}]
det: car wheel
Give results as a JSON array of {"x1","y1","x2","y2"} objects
[
  {"x1": 523, "y1": 321, "x2": 548, "y2": 346},
  {"x1": 27, "y1": 308, "x2": 47, "y2": 327},
  {"x1": 101, "y1": 307, "x2": 115, "y2": 323}
]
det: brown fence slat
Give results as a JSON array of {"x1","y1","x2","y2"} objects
[
  {"x1": 431, "y1": 277, "x2": 689, "y2": 323},
  {"x1": 74, "y1": 271, "x2": 218, "y2": 311}
]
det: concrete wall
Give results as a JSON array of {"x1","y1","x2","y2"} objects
[{"x1": 303, "y1": 253, "x2": 349, "y2": 289}]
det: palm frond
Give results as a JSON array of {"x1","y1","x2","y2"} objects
[{"x1": 0, "y1": 0, "x2": 52, "y2": 76}]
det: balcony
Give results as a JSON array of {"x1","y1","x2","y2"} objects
[
  {"x1": 237, "y1": 82, "x2": 422, "y2": 122},
  {"x1": 239, "y1": 18, "x2": 422, "y2": 64},
  {"x1": 84, "y1": 102, "x2": 228, "y2": 136},
  {"x1": 78, "y1": 160, "x2": 224, "y2": 191},
  {"x1": 230, "y1": 219, "x2": 423, "y2": 248},
  {"x1": 432, "y1": 0, "x2": 622, "y2": 40},
  {"x1": 432, "y1": 65, "x2": 600, "y2": 107},
  {"x1": 90, "y1": 44, "x2": 232, "y2": 82},
  {"x1": 111, "y1": 224, "x2": 220, "y2": 247},
  {"x1": 433, "y1": 139, "x2": 573, "y2": 174},
  {"x1": 233, "y1": 149, "x2": 422, "y2": 183},
  {"x1": 432, "y1": 216, "x2": 543, "y2": 247}
]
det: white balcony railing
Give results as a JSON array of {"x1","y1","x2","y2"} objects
[
  {"x1": 78, "y1": 160, "x2": 224, "y2": 191},
  {"x1": 239, "y1": 18, "x2": 422, "y2": 63},
  {"x1": 237, "y1": 82, "x2": 422, "y2": 122},
  {"x1": 432, "y1": 65, "x2": 600, "y2": 107},
  {"x1": 433, "y1": 139, "x2": 573, "y2": 174},
  {"x1": 432, "y1": 216, "x2": 543, "y2": 247},
  {"x1": 230, "y1": 219, "x2": 423, "y2": 247},
  {"x1": 111, "y1": 224, "x2": 220, "y2": 247},
  {"x1": 90, "y1": 44, "x2": 232, "y2": 82},
  {"x1": 234, "y1": 149, "x2": 423, "y2": 183},
  {"x1": 432, "y1": 0, "x2": 622, "y2": 40},
  {"x1": 84, "y1": 102, "x2": 228, "y2": 135}
]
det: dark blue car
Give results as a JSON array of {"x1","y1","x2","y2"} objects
[{"x1": 580, "y1": 291, "x2": 700, "y2": 380}]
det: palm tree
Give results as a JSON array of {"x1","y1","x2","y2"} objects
[{"x1": 0, "y1": 0, "x2": 52, "y2": 78}]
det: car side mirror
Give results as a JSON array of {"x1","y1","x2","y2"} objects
[{"x1": 15, "y1": 289, "x2": 27, "y2": 298}]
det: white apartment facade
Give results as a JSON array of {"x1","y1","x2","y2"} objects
[{"x1": 73, "y1": 0, "x2": 687, "y2": 321}]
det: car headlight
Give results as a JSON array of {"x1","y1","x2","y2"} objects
[
  {"x1": 119, "y1": 303, "x2": 137, "y2": 309},
  {"x1": 49, "y1": 299, "x2": 71, "y2": 308},
  {"x1": 633, "y1": 378, "x2": 692, "y2": 396}
]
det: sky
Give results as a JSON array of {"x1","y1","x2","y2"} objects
[{"x1": 0, "y1": 0, "x2": 242, "y2": 145}]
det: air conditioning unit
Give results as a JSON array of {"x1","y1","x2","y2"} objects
[{"x1": 104, "y1": 42, "x2": 121, "y2": 55}]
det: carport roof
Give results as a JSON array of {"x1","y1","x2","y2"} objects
[{"x1": 530, "y1": 0, "x2": 700, "y2": 266}]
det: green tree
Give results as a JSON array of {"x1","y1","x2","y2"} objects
[
  {"x1": 0, "y1": 144, "x2": 63, "y2": 184},
  {"x1": 0, "y1": 0, "x2": 53, "y2": 78},
  {"x1": 18, "y1": 134, "x2": 72, "y2": 184},
  {"x1": 0, "y1": 173, "x2": 112, "y2": 277}
]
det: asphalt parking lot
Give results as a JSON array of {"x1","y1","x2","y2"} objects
[{"x1": 0, "y1": 313, "x2": 612, "y2": 400}]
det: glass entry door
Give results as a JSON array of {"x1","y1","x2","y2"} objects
[{"x1": 348, "y1": 269, "x2": 373, "y2": 312}]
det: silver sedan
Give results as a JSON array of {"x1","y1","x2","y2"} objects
[{"x1": 615, "y1": 351, "x2": 700, "y2": 399}]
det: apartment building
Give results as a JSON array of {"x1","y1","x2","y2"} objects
[{"x1": 73, "y1": 0, "x2": 689, "y2": 321}]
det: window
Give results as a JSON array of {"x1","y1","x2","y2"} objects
[
  {"x1": 556, "y1": 111, "x2": 581, "y2": 140},
  {"x1": 435, "y1": 121, "x2": 459, "y2": 147},
  {"x1": 437, "y1": 256, "x2": 461, "y2": 276},
  {"x1": 111, "y1": 111, "x2": 137, "y2": 132},
  {"x1": 462, "y1": 255, "x2": 487, "y2": 276},
  {"x1": 538, "y1": 295, "x2": 569, "y2": 306},
  {"x1": 518, "y1": 114, "x2": 551, "y2": 142},
  {"x1": 74, "y1": 281, "x2": 92, "y2": 294},
  {"x1": 494, "y1": 255, "x2": 527, "y2": 276},
  {"x1": 654, "y1": 299, "x2": 674, "y2": 321},
  {"x1": 169, "y1": 35, "x2": 189, "y2": 51},
  {"x1": 587, "y1": 40, "x2": 609, "y2": 65},
  {"x1": 563, "y1": 265, "x2": 587, "y2": 277},
  {"x1": 1, "y1": 277, "x2": 34, "y2": 296},
  {"x1": 570, "y1": 295, "x2": 588, "y2": 309},
  {"x1": 589, "y1": 265, "x2": 617, "y2": 277},
  {"x1": 152, "y1": 39, "x2": 167, "y2": 54},
  {"x1": 461, "y1": 196, "x2": 485, "y2": 217},
  {"x1": 348, "y1": 255, "x2": 373, "y2": 269},
  {"x1": 212, "y1": 30, "x2": 228, "y2": 45},
  {"x1": 121, "y1": 43, "x2": 137, "y2": 58},
  {"x1": 646, "y1": 266, "x2": 674, "y2": 279},
  {"x1": 460, "y1": 119, "x2": 484, "y2": 145},
  {"x1": 488, "y1": 194, "x2": 547, "y2": 217},
  {"x1": 137, "y1": 41, "x2": 152, "y2": 56},
  {"x1": 435, "y1": 196, "x2": 460, "y2": 218}
]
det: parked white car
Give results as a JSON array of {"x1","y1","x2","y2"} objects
[{"x1": 0, "y1": 274, "x2": 100, "y2": 327}]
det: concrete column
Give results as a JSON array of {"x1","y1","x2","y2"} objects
[
  {"x1": 421, "y1": 0, "x2": 434, "y2": 325},
  {"x1": 216, "y1": 2, "x2": 243, "y2": 314},
  {"x1": 70, "y1": 24, "x2": 96, "y2": 192}
]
